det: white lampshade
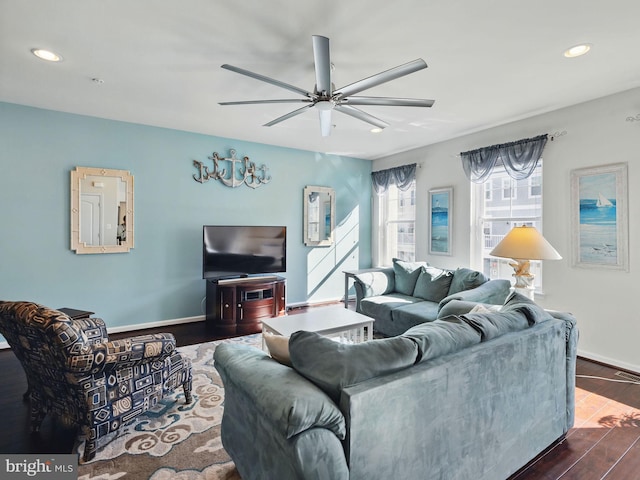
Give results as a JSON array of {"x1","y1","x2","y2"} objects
[{"x1": 490, "y1": 226, "x2": 562, "y2": 261}]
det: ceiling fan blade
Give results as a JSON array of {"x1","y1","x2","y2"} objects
[
  {"x1": 333, "y1": 59, "x2": 428, "y2": 99},
  {"x1": 221, "y1": 64, "x2": 312, "y2": 98},
  {"x1": 334, "y1": 104, "x2": 389, "y2": 129},
  {"x1": 220, "y1": 99, "x2": 312, "y2": 106},
  {"x1": 264, "y1": 104, "x2": 314, "y2": 127},
  {"x1": 341, "y1": 96, "x2": 435, "y2": 108},
  {"x1": 318, "y1": 109, "x2": 332, "y2": 137},
  {"x1": 312, "y1": 35, "x2": 331, "y2": 95}
]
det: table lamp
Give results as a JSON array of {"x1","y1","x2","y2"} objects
[{"x1": 489, "y1": 225, "x2": 562, "y2": 299}]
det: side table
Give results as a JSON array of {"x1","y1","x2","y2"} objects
[
  {"x1": 342, "y1": 268, "x2": 382, "y2": 308},
  {"x1": 58, "y1": 307, "x2": 95, "y2": 320}
]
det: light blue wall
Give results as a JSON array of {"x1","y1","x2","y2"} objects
[{"x1": 0, "y1": 102, "x2": 371, "y2": 330}]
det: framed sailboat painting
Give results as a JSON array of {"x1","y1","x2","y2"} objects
[{"x1": 570, "y1": 163, "x2": 628, "y2": 270}]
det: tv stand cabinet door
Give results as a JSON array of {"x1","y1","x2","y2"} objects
[
  {"x1": 206, "y1": 281, "x2": 237, "y2": 335},
  {"x1": 275, "y1": 281, "x2": 286, "y2": 317}
]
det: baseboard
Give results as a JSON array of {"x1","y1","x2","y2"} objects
[
  {"x1": 106, "y1": 315, "x2": 205, "y2": 334},
  {"x1": 0, "y1": 315, "x2": 206, "y2": 350},
  {"x1": 578, "y1": 348, "x2": 640, "y2": 375},
  {"x1": 286, "y1": 298, "x2": 344, "y2": 311}
]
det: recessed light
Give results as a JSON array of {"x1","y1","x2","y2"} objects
[
  {"x1": 370, "y1": 127, "x2": 383, "y2": 134},
  {"x1": 563, "y1": 44, "x2": 591, "y2": 58},
  {"x1": 31, "y1": 48, "x2": 63, "y2": 62}
]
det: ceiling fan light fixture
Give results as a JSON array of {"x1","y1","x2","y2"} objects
[
  {"x1": 563, "y1": 43, "x2": 591, "y2": 58},
  {"x1": 314, "y1": 100, "x2": 334, "y2": 111},
  {"x1": 31, "y1": 48, "x2": 63, "y2": 62}
]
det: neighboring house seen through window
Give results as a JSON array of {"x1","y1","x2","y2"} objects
[
  {"x1": 472, "y1": 161, "x2": 544, "y2": 291},
  {"x1": 379, "y1": 179, "x2": 416, "y2": 264}
]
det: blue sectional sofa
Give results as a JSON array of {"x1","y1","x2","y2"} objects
[
  {"x1": 214, "y1": 292, "x2": 578, "y2": 480},
  {"x1": 353, "y1": 259, "x2": 511, "y2": 336}
]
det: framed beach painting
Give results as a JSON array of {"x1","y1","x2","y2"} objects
[
  {"x1": 570, "y1": 163, "x2": 628, "y2": 271},
  {"x1": 429, "y1": 187, "x2": 452, "y2": 255}
]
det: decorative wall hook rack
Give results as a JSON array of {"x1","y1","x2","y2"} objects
[
  {"x1": 193, "y1": 149, "x2": 271, "y2": 188},
  {"x1": 549, "y1": 130, "x2": 567, "y2": 141}
]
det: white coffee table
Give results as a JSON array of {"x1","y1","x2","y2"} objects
[{"x1": 261, "y1": 306, "x2": 374, "y2": 349}]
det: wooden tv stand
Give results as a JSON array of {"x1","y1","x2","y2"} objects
[{"x1": 205, "y1": 276, "x2": 286, "y2": 335}]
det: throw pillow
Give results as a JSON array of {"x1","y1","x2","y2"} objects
[
  {"x1": 412, "y1": 266, "x2": 454, "y2": 302},
  {"x1": 469, "y1": 304, "x2": 492, "y2": 314},
  {"x1": 392, "y1": 258, "x2": 427, "y2": 295},
  {"x1": 447, "y1": 268, "x2": 489, "y2": 295},
  {"x1": 402, "y1": 316, "x2": 481, "y2": 363},
  {"x1": 288, "y1": 331, "x2": 419, "y2": 402},
  {"x1": 263, "y1": 332, "x2": 292, "y2": 367}
]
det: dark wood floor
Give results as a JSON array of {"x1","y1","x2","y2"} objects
[{"x1": 1, "y1": 312, "x2": 638, "y2": 479}]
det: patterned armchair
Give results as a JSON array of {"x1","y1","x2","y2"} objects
[{"x1": 0, "y1": 301, "x2": 193, "y2": 462}]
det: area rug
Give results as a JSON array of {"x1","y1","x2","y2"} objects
[{"x1": 77, "y1": 334, "x2": 262, "y2": 480}]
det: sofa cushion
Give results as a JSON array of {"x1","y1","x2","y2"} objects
[
  {"x1": 412, "y1": 266, "x2": 454, "y2": 302},
  {"x1": 459, "y1": 292, "x2": 554, "y2": 341},
  {"x1": 392, "y1": 258, "x2": 427, "y2": 295},
  {"x1": 402, "y1": 316, "x2": 482, "y2": 363},
  {"x1": 447, "y1": 267, "x2": 489, "y2": 295},
  {"x1": 360, "y1": 293, "x2": 423, "y2": 323},
  {"x1": 388, "y1": 301, "x2": 441, "y2": 335},
  {"x1": 288, "y1": 331, "x2": 419, "y2": 402},
  {"x1": 500, "y1": 291, "x2": 555, "y2": 326},
  {"x1": 460, "y1": 310, "x2": 529, "y2": 341}
]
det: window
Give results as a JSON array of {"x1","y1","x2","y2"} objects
[
  {"x1": 502, "y1": 178, "x2": 515, "y2": 200},
  {"x1": 379, "y1": 179, "x2": 416, "y2": 264},
  {"x1": 529, "y1": 174, "x2": 542, "y2": 198},
  {"x1": 484, "y1": 180, "x2": 493, "y2": 201},
  {"x1": 472, "y1": 161, "x2": 544, "y2": 290}
]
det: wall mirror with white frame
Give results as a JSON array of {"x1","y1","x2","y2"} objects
[
  {"x1": 70, "y1": 166, "x2": 134, "y2": 254},
  {"x1": 303, "y1": 185, "x2": 335, "y2": 247}
]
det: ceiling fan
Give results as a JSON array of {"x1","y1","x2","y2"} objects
[{"x1": 219, "y1": 35, "x2": 434, "y2": 136}]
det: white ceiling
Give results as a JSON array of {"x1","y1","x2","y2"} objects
[{"x1": 2, "y1": 1, "x2": 639, "y2": 160}]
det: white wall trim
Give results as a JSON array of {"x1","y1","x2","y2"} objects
[
  {"x1": 0, "y1": 315, "x2": 206, "y2": 350},
  {"x1": 578, "y1": 348, "x2": 640, "y2": 375},
  {"x1": 106, "y1": 315, "x2": 205, "y2": 334}
]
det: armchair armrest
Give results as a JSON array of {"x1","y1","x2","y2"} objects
[
  {"x1": 438, "y1": 279, "x2": 511, "y2": 312},
  {"x1": 72, "y1": 317, "x2": 109, "y2": 344},
  {"x1": 67, "y1": 333, "x2": 177, "y2": 374},
  {"x1": 353, "y1": 268, "x2": 395, "y2": 312}
]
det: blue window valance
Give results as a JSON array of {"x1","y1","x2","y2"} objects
[
  {"x1": 371, "y1": 163, "x2": 417, "y2": 195},
  {"x1": 460, "y1": 134, "x2": 548, "y2": 183}
]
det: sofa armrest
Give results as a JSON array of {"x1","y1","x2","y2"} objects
[
  {"x1": 353, "y1": 268, "x2": 395, "y2": 312},
  {"x1": 214, "y1": 343, "x2": 346, "y2": 440},
  {"x1": 67, "y1": 333, "x2": 177, "y2": 374},
  {"x1": 547, "y1": 310, "x2": 579, "y2": 432},
  {"x1": 438, "y1": 279, "x2": 511, "y2": 311}
]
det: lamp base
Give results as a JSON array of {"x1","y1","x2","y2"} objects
[
  {"x1": 510, "y1": 259, "x2": 535, "y2": 300},
  {"x1": 513, "y1": 284, "x2": 535, "y2": 300}
]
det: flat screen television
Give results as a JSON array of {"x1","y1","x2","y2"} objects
[{"x1": 203, "y1": 225, "x2": 287, "y2": 279}]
